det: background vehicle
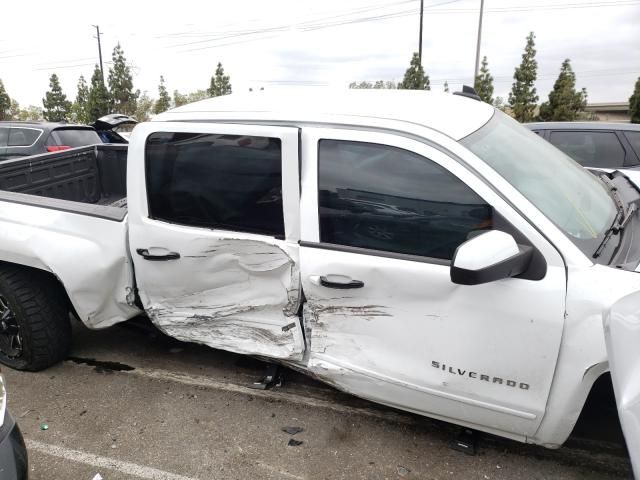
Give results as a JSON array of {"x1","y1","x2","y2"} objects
[
  {"x1": 91, "y1": 113, "x2": 137, "y2": 144},
  {"x1": 0, "y1": 374, "x2": 28, "y2": 479},
  {"x1": 0, "y1": 90, "x2": 639, "y2": 465},
  {"x1": 525, "y1": 122, "x2": 640, "y2": 169},
  {"x1": 0, "y1": 122, "x2": 102, "y2": 161}
]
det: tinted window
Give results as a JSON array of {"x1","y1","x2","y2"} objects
[
  {"x1": 7, "y1": 127, "x2": 42, "y2": 146},
  {"x1": 549, "y1": 130, "x2": 625, "y2": 168},
  {"x1": 624, "y1": 132, "x2": 640, "y2": 160},
  {"x1": 48, "y1": 128, "x2": 101, "y2": 147},
  {"x1": 318, "y1": 140, "x2": 492, "y2": 260},
  {"x1": 0, "y1": 128, "x2": 8, "y2": 147},
  {"x1": 146, "y1": 132, "x2": 284, "y2": 237}
]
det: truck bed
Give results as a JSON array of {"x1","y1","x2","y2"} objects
[{"x1": 0, "y1": 144, "x2": 128, "y2": 220}]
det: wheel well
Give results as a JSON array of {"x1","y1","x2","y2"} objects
[
  {"x1": 571, "y1": 373, "x2": 626, "y2": 446},
  {"x1": 0, "y1": 260, "x2": 75, "y2": 317}
]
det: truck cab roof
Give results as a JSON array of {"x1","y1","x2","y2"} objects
[{"x1": 155, "y1": 89, "x2": 495, "y2": 140}]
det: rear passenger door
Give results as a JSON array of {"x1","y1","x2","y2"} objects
[{"x1": 128, "y1": 122, "x2": 305, "y2": 360}]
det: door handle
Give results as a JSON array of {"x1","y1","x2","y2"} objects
[
  {"x1": 319, "y1": 276, "x2": 364, "y2": 289},
  {"x1": 136, "y1": 248, "x2": 181, "y2": 261}
]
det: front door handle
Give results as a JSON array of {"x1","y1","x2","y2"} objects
[
  {"x1": 319, "y1": 276, "x2": 364, "y2": 289},
  {"x1": 136, "y1": 248, "x2": 181, "y2": 261}
]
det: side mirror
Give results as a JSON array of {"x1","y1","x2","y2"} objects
[{"x1": 451, "y1": 230, "x2": 533, "y2": 285}]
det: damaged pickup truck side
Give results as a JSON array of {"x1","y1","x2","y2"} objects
[{"x1": 1, "y1": 90, "x2": 640, "y2": 459}]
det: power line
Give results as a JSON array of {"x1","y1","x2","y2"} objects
[{"x1": 164, "y1": 0, "x2": 638, "y2": 53}]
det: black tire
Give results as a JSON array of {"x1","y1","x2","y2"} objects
[{"x1": 0, "y1": 264, "x2": 71, "y2": 371}]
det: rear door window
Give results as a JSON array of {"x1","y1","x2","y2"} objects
[
  {"x1": 0, "y1": 127, "x2": 8, "y2": 146},
  {"x1": 624, "y1": 132, "x2": 640, "y2": 160},
  {"x1": 7, "y1": 127, "x2": 42, "y2": 146},
  {"x1": 318, "y1": 139, "x2": 492, "y2": 260},
  {"x1": 145, "y1": 132, "x2": 285, "y2": 237},
  {"x1": 548, "y1": 130, "x2": 625, "y2": 168},
  {"x1": 48, "y1": 128, "x2": 101, "y2": 147}
]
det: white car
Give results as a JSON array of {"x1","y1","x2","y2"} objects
[{"x1": 0, "y1": 89, "x2": 638, "y2": 471}]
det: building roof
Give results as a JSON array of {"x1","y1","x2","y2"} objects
[
  {"x1": 525, "y1": 121, "x2": 640, "y2": 131},
  {"x1": 155, "y1": 88, "x2": 495, "y2": 140}
]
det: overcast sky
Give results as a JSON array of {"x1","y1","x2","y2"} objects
[{"x1": 1, "y1": 0, "x2": 639, "y2": 108}]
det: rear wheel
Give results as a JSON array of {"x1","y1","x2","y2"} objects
[{"x1": 0, "y1": 265, "x2": 71, "y2": 371}]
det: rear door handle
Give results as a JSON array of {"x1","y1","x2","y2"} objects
[
  {"x1": 319, "y1": 276, "x2": 364, "y2": 289},
  {"x1": 136, "y1": 248, "x2": 181, "y2": 261}
]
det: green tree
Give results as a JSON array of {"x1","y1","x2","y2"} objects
[
  {"x1": 509, "y1": 32, "x2": 539, "y2": 122},
  {"x1": 349, "y1": 81, "x2": 373, "y2": 89},
  {"x1": 493, "y1": 96, "x2": 506, "y2": 112},
  {"x1": 398, "y1": 52, "x2": 430, "y2": 90},
  {"x1": 173, "y1": 89, "x2": 209, "y2": 107},
  {"x1": 538, "y1": 59, "x2": 587, "y2": 121},
  {"x1": 444, "y1": 81, "x2": 449, "y2": 93},
  {"x1": 474, "y1": 56, "x2": 494, "y2": 104},
  {"x1": 135, "y1": 91, "x2": 155, "y2": 121},
  {"x1": 9, "y1": 99, "x2": 20, "y2": 120},
  {"x1": 0, "y1": 79, "x2": 12, "y2": 120},
  {"x1": 108, "y1": 43, "x2": 138, "y2": 115},
  {"x1": 19, "y1": 106, "x2": 44, "y2": 121},
  {"x1": 349, "y1": 80, "x2": 396, "y2": 89},
  {"x1": 630, "y1": 77, "x2": 640, "y2": 124},
  {"x1": 154, "y1": 76, "x2": 171, "y2": 114},
  {"x1": 72, "y1": 75, "x2": 90, "y2": 124},
  {"x1": 42, "y1": 73, "x2": 72, "y2": 122},
  {"x1": 207, "y1": 62, "x2": 232, "y2": 97},
  {"x1": 87, "y1": 65, "x2": 111, "y2": 121}
]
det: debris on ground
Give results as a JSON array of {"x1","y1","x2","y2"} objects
[
  {"x1": 287, "y1": 439, "x2": 304, "y2": 447},
  {"x1": 282, "y1": 426, "x2": 304, "y2": 435},
  {"x1": 249, "y1": 364, "x2": 283, "y2": 390},
  {"x1": 39, "y1": 423, "x2": 48, "y2": 431},
  {"x1": 397, "y1": 465, "x2": 411, "y2": 477},
  {"x1": 91, "y1": 474, "x2": 103, "y2": 480},
  {"x1": 169, "y1": 347, "x2": 184, "y2": 354}
]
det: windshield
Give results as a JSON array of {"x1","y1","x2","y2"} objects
[{"x1": 461, "y1": 111, "x2": 617, "y2": 258}]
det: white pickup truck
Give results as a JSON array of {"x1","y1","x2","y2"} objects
[{"x1": 0, "y1": 90, "x2": 638, "y2": 466}]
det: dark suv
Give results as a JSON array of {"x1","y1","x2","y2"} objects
[
  {"x1": 525, "y1": 122, "x2": 640, "y2": 169},
  {"x1": 0, "y1": 122, "x2": 102, "y2": 161}
]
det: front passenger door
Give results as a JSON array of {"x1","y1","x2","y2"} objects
[{"x1": 299, "y1": 128, "x2": 567, "y2": 439}]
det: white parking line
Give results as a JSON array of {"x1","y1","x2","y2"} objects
[{"x1": 25, "y1": 439, "x2": 198, "y2": 480}]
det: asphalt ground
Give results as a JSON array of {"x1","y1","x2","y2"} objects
[{"x1": 2, "y1": 317, "x2": 633, "y2": 480}]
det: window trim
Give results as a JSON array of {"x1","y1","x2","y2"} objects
[
  {"x1": 300, "y1": 240, "x2": 451, "y2": 265},
  {"x1": 6, "y1": 127, "x2": 43, "y2": 148},
  {"x1": 622, "y1": 131, "x2": 640, "y2": 165}
]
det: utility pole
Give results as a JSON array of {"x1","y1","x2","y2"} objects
[
  {"x1": 92, "y1": 25, "x2": 104, "y2": 83},
  {"x1": 473, "y1": 0, "x2": 485, "y2": 82},
  {"x1": 418, "y1": 0, "x2": 424, "y2": 65}
]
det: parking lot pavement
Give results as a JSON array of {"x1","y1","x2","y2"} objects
[{"x1": 3, "y1": 318, "x2": 633, "y2": 480}]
